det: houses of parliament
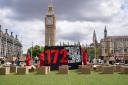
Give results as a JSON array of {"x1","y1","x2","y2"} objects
[
  {"x1": 91, "y1": 26, "x2": 128, "y2": 61},
  {"x1": 0, "y1": 25, "x2": 22, "y2": 58}
]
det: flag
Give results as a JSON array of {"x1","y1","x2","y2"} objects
[
  {"x1": 39, "y1": 51, "x2": 44, "y2": 66},
  {"x1": 82, "y1": 48, "x2": 88, "y2": 65},
  {"x1": 26, "y1": 53, "x2": 31, "y2": 66}
]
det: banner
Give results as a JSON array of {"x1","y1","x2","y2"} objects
[{"x1": 44, "y1": 46, "x2": 82, "y2": 69}]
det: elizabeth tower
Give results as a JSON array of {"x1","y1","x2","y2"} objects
[{"x1": 45, "y1": 2, "x2": 56, "y2": 46}]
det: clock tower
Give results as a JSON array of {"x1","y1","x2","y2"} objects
[{"x1": 45, "y1": 1, "x2": 56, "y2": 46}]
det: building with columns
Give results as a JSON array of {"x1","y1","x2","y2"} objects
[
  {"x1": 0, "y1": 25, "x2": 22, "y2": 57},
  {"x1": 45, "y1": 1, "x2": 56, "y2": 46},
  {"x1": 100, "y1": 26, "x2": 128, "y2": 61}
]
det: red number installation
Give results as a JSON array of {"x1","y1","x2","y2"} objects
[
  {"x1": 45, "y1": 49, "x2": 68, "y2": 64},
  {"x1": 45, "y1": 49, "x2": 51, "y2": 64},
  {"x1": 60, "y1": 49, "x2": 68, "y2": 63},
  {"x1": 51, "y1": 49, "x2": 59, "y2": 64}
]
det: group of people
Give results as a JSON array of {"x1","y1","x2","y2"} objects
[
  {"x1": 109, "y1": 56, "x2": 128, "y2": 64},
  {"x1": 0, "y1": 53, "x2": 44, "y2": 67},
  {"x1": 0, "y1": 57, "x2": 21, "y2": 66},
  {"x1": 90, "y1": 56, "x2": 128, "y2": 65},
  {"x1": 3, "y1": 48, "x2": 127, "y2": 67},
  {"x1": 25, "y1": 52, "x2": 44, "y2": 66},
  {"x1": 92, "y1": 58, "x2": 104, "y2": 64},
  {"x1": 1, "y1": 52, "x2": 127, "y2": 67}
]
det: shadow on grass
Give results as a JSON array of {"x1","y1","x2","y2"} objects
[
  {"x1": 118, "y1": 73, "x2": 128, "y2": 75},
  {"x1": 75, "y1": 69, "x2": 92, "y2": 75},
  {"x1": 98, "y1": 72, "x2": 114, "y2": 75},
  {"x1": 14, "y1": 73, "x2": 28, "y2": 75},
  {"x1": 56, "y1": 72, "x2": 68, "y2": 75},
  {"x1": 34, "y1": 72, "x2": 48, "y2": 75},
  {"x1": 75, "y1": 69, "x2": 82, "y2": 73}
]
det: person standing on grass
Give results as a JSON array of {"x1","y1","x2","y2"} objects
[
  {"x1": 34, "y1": 56, "x2": 39, "y2": 64},
  {"x1": 16, "y1": 57, "x2": 20, "y2": 66}
]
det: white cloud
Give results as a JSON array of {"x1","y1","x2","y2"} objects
[
  {"x1": 79, "y1": 0, "x2": 122, "y2": 20},
  {"x1": 100, "y1": 0, "x2": 122, "y2": 16},
  {"x1": 1, "y1": 17, "x2": 45, "y2": 53},
  {"x1": 1, "y1": 0, "x2": 128, "y2": 54},
  {"x1": 0, "y1": 8, "x2": 13, "y2": 18}
]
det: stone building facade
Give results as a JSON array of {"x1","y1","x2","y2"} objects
[
  {"x1": 100, "y1": 26, "x2": 128, "y2": 60},
  {"x1": 0, "y1": 25, "x2": 22, "y2": 57}
]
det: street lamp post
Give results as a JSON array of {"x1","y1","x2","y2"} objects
[
  {"x1": 0, "y1": 25, "x2": 1, "y2": 57},
  {"x1": 0, "y1": 33, "x2": 1, "y2": 57},
  {"x1": 12, "y1": 36, "x2": 15, "y2": 57},
  {"x1": 5, "y1": 29, "x2": 8, "y2": 57},
  {"x1": 19, "y1": 35, "x2": 23, "y2": 57},
  {"x1": 122, "y1": 38, "x2": 125, "y2": 64},
  {"x1": 31, "y1": 41, "x2": 33, "y2": 58},
  {"x1": 0, "y1": 25, "x2": 2, "y2": 57}
]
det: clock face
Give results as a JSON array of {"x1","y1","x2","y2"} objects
[{"x1": 47, "y1": 17, "x2": 53, "y2": 25}]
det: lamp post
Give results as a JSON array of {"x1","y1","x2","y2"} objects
[
  {"x1": 5, "y1": 29, "x2": 8, "y2": 57},
  {"x1": 122, "y1": 38, "x2": 125, "y2": 64},
  {"x1": 0, "y1": 25, "x2": 2, "y2": 57},
  {"x1": 31, "y1": 41, "x2": 33, "y2": 58},
  {"x1": 0, "y1": 32, "x2": 1, "y2": 57},
  {"x1": 19, "y1": 35, "x2": 23, "y2": 57}
]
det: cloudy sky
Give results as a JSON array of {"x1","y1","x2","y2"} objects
[{"x1": 0, "y1": 0, "x2": 128, "y2": 53}]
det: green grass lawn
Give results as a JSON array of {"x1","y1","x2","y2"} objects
[{"x1": 0, "y1": 70, "x2": 128, "y2": 85}]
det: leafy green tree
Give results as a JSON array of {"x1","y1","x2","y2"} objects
[
  {"x1": 86, "y1": 47, "x2": 100, "y2": 59},
  {"x1": 27, "y1": 45, "x2": 44, "y2": 58}
]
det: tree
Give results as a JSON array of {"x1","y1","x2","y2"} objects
[
  {"x1": 86, "y1": 47, "x2": 100, "y2": 59},
  {"x1": 27, "y1": 45, "x2": 44, "y2": 58}
]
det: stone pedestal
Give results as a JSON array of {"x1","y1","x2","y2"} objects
[
  {"x1": 114, "y1": 65, "x2": 122, "y2": 72},
  {"x1": 87, "y1": 64, "x2": 93, "y2": 70},
  {"x1": 81, "y1": 65, "x2": 91, "y2": 74},
  {"x1": 58, "y1": 65, "x2": 68, "y2": 74},
  {"x1": 47, "y1": 66, "x2": 50, "y2": 73},
  {"x1": 96, "y1": 65, "x2": 103, "y2": 72},
  {"x1": 25, "y1": 65, "x2": 37, "y2": 72},
  {"x1": 120, "y1": 66, "x2": 128, "y2": 74},
  {"x1": 37, "y1": 66, "x2": 48, "y2": 75},
  {"x1": 101, "y1": 66, "x2": 114, "y2": 74},
  {"x1": 17, "y1": 67, "x2": 29, "y2": 75},
  {"x1": 10, "y1": 66, "x2": 17, "y2": 73},
  {"x1": 78, "y1": 65, "x2": 84, "y2": 71},
  {"x1": 0, "y1": 67, "x2": 10, "y2": 75},
  {"x1": 26, "y1": 66, "x2": 31, "y2": 72}
]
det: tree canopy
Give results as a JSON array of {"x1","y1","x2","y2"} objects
[{"x1": 27, "y1": 45, "x2": 44, "y2": 58}]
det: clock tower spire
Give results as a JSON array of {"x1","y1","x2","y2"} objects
[
  {"x1": 47, "y1": 0, "x2": 54, "y2": 15},
  {"x1": 45, "y1": 0, "x2": 56, "y2": 46}
]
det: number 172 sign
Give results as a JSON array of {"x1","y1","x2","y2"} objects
[{"x1": 44, "y1": 46, "x2": 82, "y2": 66}]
